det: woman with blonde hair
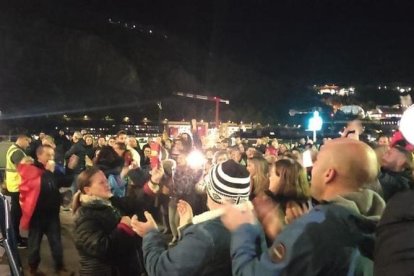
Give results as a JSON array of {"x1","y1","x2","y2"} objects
[{"x1": 246, "y1": 156, "x2": 269, "y2": 199}]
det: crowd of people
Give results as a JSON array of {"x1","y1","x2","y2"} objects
[{"x1": 2, "y1": 118, "x2": 414, "y2": 276}]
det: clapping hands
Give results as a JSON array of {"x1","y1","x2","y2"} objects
[
  {"x1": 131, "y1": 212, "x2": 158, "y2": 237},
  {"x1": 177, "y1": 200, "x2": 193, "y2": 227},
  {"x1": 221, "y1": 202, "x2": 255, "y2": 232}
]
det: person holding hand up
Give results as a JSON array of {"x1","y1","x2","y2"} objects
[
  {"x1": 18, "y1": 145, "x2": 78, "y2": 276},
  {"x1": 72, "y1": 167, "x2": 139, "y2": 276}
]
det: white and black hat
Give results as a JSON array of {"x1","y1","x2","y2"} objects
[{"x1": 205, "y1": 159, "x2": 251, "y2": 204}]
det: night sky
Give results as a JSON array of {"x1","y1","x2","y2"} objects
[{"x1": 1, "y1": 0, "x2": 414, "y2": 123}]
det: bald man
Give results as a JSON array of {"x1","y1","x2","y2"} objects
[{"x1": 222, "y1": 138, "x2": 386, "y2": 276}]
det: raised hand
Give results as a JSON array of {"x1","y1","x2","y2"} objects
[
  {"x1": 284, "y1": 201, "x2": 310, "y2": 224},
  {"x1": 20, "y1": 156, "x2": 34, "y2": 164},
  {"x1": 177, "y1": 200, "x2": 193, "y2": 227},
  {"x1": 120, "y1": 216, "x2": 132, "y2": 227},
  {"x1": 221, "y1": 202, "x2": 255, "y2": 232},
  {"x1": 253, "y1": 195, "x2": 283, "y2": 240},
  {"x1": 85, "y1": 155, "x2": 93, "y2": 167},
  {"x1": 67, "y1": 154, "x2": 79, "y2": 170},
  {"x1": 150, "y1": 165, "x2": 165, "y2": 184},
  {"x1": 45, "y1": 160, "x2": 56, "y2": 172},
  {"x1": 131, "y1": 212, "x2": 158, "y2": 237}
]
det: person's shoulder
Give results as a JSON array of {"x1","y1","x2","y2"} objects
[
  {"x1": 77, "y1": 202, "x2": 114, "y2": 219},
  {"x1": 178, "y1": 219, "x2": 230, "y2": 253},
  {"x1": 10, "y1": 147, "x2": 25, "y2": 161},
  {"x1": 380, "y1": 189, "x2": 414, "y2": 225},
  {"x1": 299, "y1": 203, "x2": 374, "y2": 240},
  {"x1": 315, "y1": 202, "x2": 360, "y2": 221},
  {"x1": 76, "y1": 140, "x2": 86, "y2": 148},
  {"x1": 76, "y1": 204, "x2": 118, "y2": 228},
  {"x1": 277, "y1": 205, "x2": 334, "y2": 240},
  {"x1": 387, "y1": 188, "x2": 414, "y2": 203},
  {"x1": 189, "y1": 218, "x2": 230, "y2": 240},
  {"x1": 292, "y1": 205, "x2": 328, "y2": 226}
]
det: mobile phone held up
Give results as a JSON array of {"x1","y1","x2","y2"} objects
[{"x1": 150, "y1": 141, "x2": 161, "y2": 169}]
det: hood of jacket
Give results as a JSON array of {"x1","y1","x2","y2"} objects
[
  {"x1": 378, "y1": 168, "x2": 414, "y2": 201},
  {"x1": 329, "y1": 188, "x2": 385, "y2": 222}
]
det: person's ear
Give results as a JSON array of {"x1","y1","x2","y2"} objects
[
  {"x1": 325, "y1": 168, "x2": 336, "y2": 184},
  {"x1": 84, "y1": 186, "x2": 91, "y2": 195}
]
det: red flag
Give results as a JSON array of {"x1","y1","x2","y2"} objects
[{"x1": 18, "y1": 164, "x2": 43, "y2": 230}]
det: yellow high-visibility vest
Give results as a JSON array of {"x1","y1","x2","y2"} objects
[{"x1": 5, "y1": 144, "x2": 26, "y2": 192}]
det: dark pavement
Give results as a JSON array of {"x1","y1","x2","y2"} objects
[{"x1": 1, "y1": 209, "x2": 80, "y2": 275}]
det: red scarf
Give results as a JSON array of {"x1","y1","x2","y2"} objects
[{"x1": 18, "y1": 164, "x2": 43, "y2": 230}]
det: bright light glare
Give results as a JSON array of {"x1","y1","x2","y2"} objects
[
  {"x1": 400, "y1": 104, "x2": 414, "y2": 145},
  {"x1": 186, "y1": 150, "x2": 206, "y2": 169},
  {"x1": 308, "y1": 111, "x2": 323, "y2": 131}
]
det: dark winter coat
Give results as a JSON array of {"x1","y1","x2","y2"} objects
[
  {"x1": 84, "y1": 144, "x2": 96, "y2": 160},
  {"x1": 378, "y1": 168, "x2": 414, "y2": 202},
  {"x1": 374, "y1": 189, "x2": 414, "y2": 276},
  {"x1": 31, "y1": 161, "x2": 74, "y2": 219},
  {"x1": 74, "y1": 198, "x2": 139, "y2": 276},
  {"x1": 64, "y1": 140, "x2": 86, "y2": 174}
]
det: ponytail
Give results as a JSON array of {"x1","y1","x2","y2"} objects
[{"x1": 72, "y1": 190, "x2": 82, "y2": 214}]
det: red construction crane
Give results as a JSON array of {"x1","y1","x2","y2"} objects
[{"x1": 174, "y1": 92, "x2": 230, "y2": 128}]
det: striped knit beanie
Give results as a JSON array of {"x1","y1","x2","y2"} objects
[{"x1": 205, "y1": 159, "x2": 251, "y2": 204}]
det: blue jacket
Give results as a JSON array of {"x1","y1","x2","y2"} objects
[
  {"x1": 231, "y1": 190, "x2": 385, "y2": 276},
  {"x1": 143, "y1": 217, "x2": 233, "y2": 276},
  {"x1": 107, "y1": 174, "x2": 127, "y2": 198}
]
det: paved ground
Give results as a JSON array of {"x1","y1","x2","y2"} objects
[
  {"x1": 1, "y1": 209, "x2": 80, "y2": 275},
  {"x1": 0, "y1": 188, "x2": 173, "y2": 276}
]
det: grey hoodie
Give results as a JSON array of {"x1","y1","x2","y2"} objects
[{"x1": 330, "y1": 189, "x2": 386, "y2": 221}]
